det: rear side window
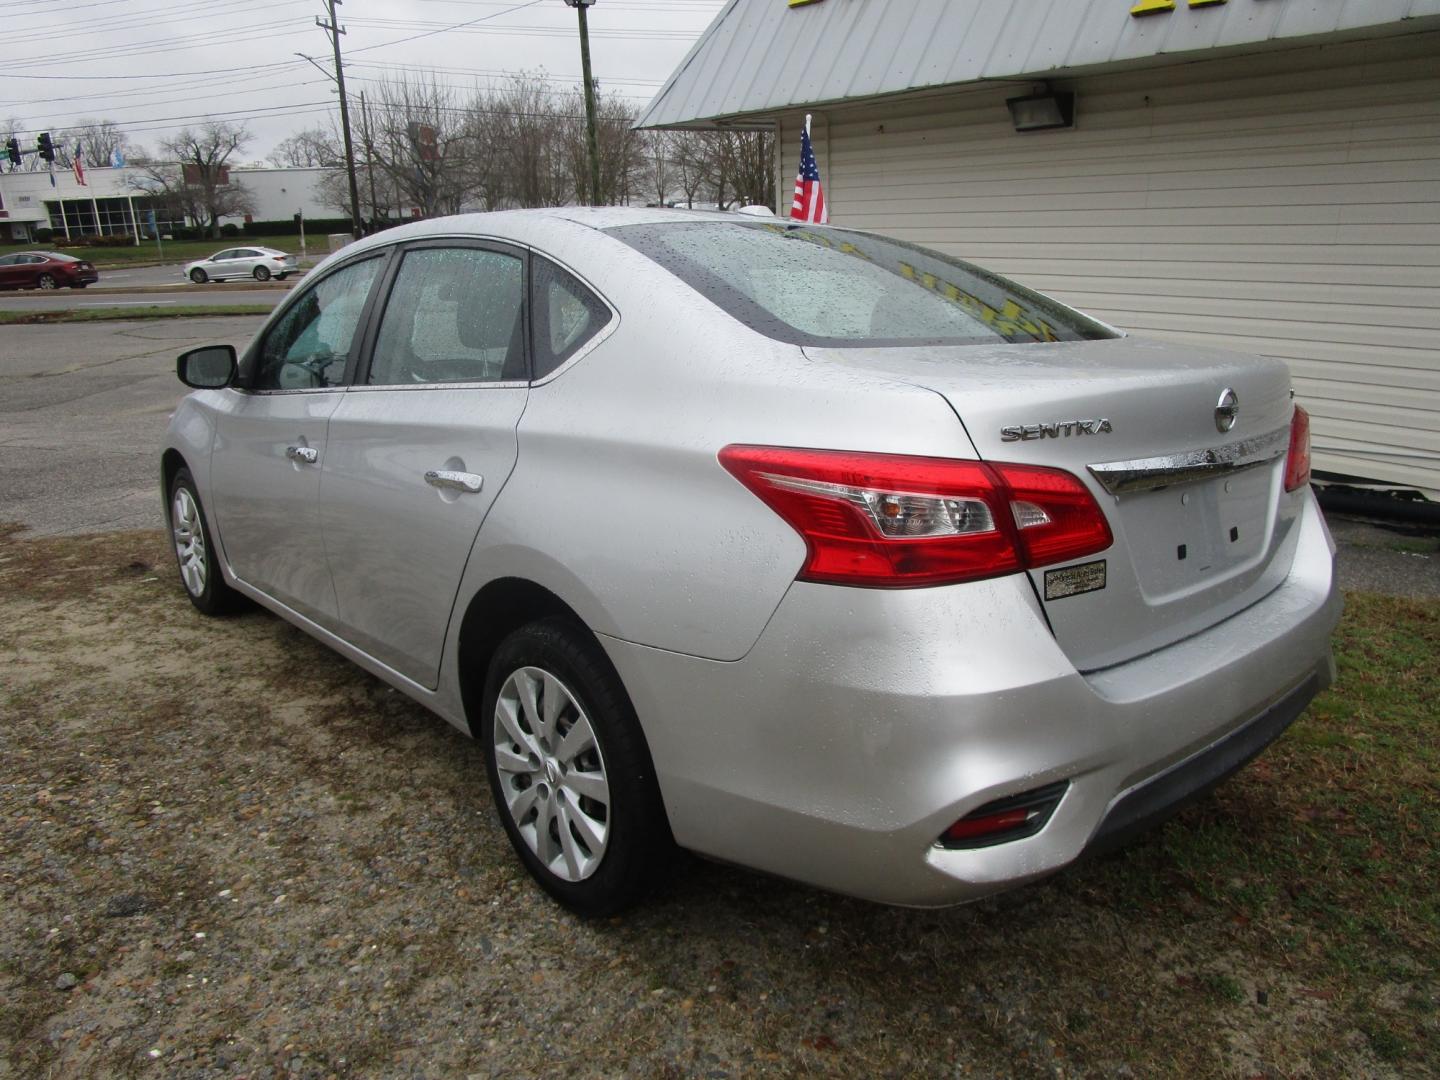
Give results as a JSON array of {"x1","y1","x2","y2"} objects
[
  {"x1": 606, "y1": 221, "x2": 1116, "y2": 348},
  {"x1": 368, "y1": 247, "x2": 525, "y2": 385},
  {"x1": 531, "y1": 258, "x2": 611, "y2": 379}
]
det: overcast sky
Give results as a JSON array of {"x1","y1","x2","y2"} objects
[{"x1": 2, "y1": 0, "x2": 724, "y2": 160}]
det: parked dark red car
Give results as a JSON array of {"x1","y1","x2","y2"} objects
[{"x1": 0, "y1": 251, "x2": 100, "y2": 290}]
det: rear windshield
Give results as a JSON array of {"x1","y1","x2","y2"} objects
[{"x1": 606, "y1": 221, "x2": 1117, "y2": 348}]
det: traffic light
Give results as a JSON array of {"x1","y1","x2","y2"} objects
[
  {"x1": 37, "y1": 131, "x2": 55, "y2": 163},
  {"x1": 5, "y1": 138, "x2": 19, "y2": 168}
]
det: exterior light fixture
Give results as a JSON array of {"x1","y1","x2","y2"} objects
[{"x1": 1006, "y1": 88, "x2": 1076, "y2": 132}]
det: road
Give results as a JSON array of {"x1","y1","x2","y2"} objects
[
  {"x1": 0, "y1": 288, "x2": 285, "y2": 312},
  {"x1": 0, "y1": 256, "x2": 313, "y2": 310},
  {"x1": 91, "y1": 259, "x2": 315, "y2": 290},
  {"x1": 0, "y1": 315, "x2": 267, "y2": 535}
]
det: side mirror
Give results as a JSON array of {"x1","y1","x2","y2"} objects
[{"x1": 177, "y1": 345, "x2": 237, "y2": 389}]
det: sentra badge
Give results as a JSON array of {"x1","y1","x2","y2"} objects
[{"x1": 1000, "y1": 419, "x2": 1113, "y2": 442}]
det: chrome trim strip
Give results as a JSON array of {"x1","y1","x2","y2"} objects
[{"x1": 1087, "y1": 426, "x2": 1289, "y2": 495}]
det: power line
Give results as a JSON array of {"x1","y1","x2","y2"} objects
[
  {"x1": 345, "y1": 0, "x2": 545, "y2": 57},
  {"x1": 5, "y1": 0, "x2": 297, "y2": 45},
  {"x1": 1, "y1": 18, "x2": 309, "y2": 69}
]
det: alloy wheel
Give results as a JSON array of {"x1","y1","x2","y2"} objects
[
  {"x1": 492, "y1": 666, "x2": 611, "y2": 882},
  {"x1": 37, "y1": 274, "x2": 57, "y2": 290},
  {"x1": 171, "y1": 487, "x2": 207, "y2": 596}
]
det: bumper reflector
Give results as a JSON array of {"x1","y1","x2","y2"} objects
[{"x1": 939, "y1": 781, "x2": 1068, "y2": 850}]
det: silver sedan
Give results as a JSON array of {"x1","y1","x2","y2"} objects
[
  {"x1": 162, "y1": 208, "x2": 1340, "y2": 915},
  {"x1": 184, "y1": 245, "x2": 297, "y2": 284}
]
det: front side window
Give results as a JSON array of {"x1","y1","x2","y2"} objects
[
  {"x1": 606, "y1": 221, "x2": 1117, "y2": 348},
  {"x1": 531, "y1": 258, "x2": 611, "y2": 379},
  {"x1": 368, "y1": 247, "x2": 525, "y2": 385},
  {"x1": 252, "y1": 256, "x2": 381, "y2": 390}
]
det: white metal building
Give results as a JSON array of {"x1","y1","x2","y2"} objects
[
  {"x1": 638, "y1": 0, "x2": 1440, "y2": 496},
  {"x1": 0, "y1": 165, "x2": 339, "y2": 244}
]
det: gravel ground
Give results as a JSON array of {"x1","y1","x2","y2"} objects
[{"x1": 2, "y1": 527, "x2": 1435, "y2": 1080}]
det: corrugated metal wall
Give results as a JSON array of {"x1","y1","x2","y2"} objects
[{"x1": 778, "y1": 32, "x2": 1440, "y2": 494}]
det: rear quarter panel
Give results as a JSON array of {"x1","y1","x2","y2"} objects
[{"x1": 455, "y1": 233, "x2": 984, "y2": 661}]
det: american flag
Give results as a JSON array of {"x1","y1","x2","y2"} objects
[{"x1": 790, "y1": 120, "x2": 827, "y2": 224}]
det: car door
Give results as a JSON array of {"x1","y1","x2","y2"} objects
[
  {"x1": 207, "y1": 252, "x2": 387, "y2": 625},
  {"x1": 0, "y1": 255, "x2": 19, "y2": 288},
  {"x1": 214, "y1": 249, "x2": 242, "y2": 279},
  {"x1": 234, "y1": 248, "x2": 261, "y2": 277},
  {"x1": 318, "y1": 241, "x2": 530, "y2": 687},
  {"x1": 18, "y1": 254, "x2": 44, "y2": 287}
]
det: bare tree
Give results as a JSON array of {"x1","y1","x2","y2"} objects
[
  {"x1": 268, "y1": 125, "x2": 343, "y2": 168},
  {"x1": 558, "y1": 87, "x2": 644, "y2": 206},
  {"x1": 127, "y1": 121, "x2": 255, "y2": 237},
  {"x1": 668, "y1": 130, "x2": 714, "y2": 209},
  {"x1": 638, "y1": 131, "x2": 674, "y2": 206},
  {"x1": 487, "y1": 74, "x2": 570, "y2": 209},
  {"x1": 53, "y1": 119, "x2": 132, "y2": 169},
  {"x1": 715, "y1": 129, "x2": 775, "y2": 210},
  {"x1": 362, "y1": 73, "x2": 483, "y2": 219}
]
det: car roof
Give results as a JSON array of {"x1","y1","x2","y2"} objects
[{"x1": 338, "y1": 206, "x2": 755, "y2": 256}]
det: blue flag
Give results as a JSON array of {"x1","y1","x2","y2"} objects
[{"x1": 111, "y1": 147, "x2": 125, "y2": 168}]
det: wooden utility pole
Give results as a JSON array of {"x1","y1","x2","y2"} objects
[
  {"x1": 565, "y1": 0, "x2": 602, "y2": 206},
  {"x1": 317, "y1": 0, "x2": 363, "y2": 236}
]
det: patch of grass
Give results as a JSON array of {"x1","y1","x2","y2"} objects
[
  {"x1": 0, "y1": 305, "x2": 273, "y2": 324},
  {"x1": 1201, "y1": 971, "x2": 1246, "y2": 1004},
  {"x1": 0, "y1": 525, "x2": 1435, "y2": 1078}
]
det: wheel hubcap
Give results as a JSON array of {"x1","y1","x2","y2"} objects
[
  {"x1": 171, "y1": 489, "x2": 207, "y2": 597},
  {"x1": 492, "y1": 666, "x2": 610, "y2": 882}
]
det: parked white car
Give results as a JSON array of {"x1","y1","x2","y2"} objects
[{"x1": 185, "y1": 246, "x2": 297, "y2": 284}]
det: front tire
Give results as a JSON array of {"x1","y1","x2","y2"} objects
[
  {"x1": 168, "y1": 467, "x2": 244, "y2": 616},
  {"x1": 481, "y1": 617, "x2": 673, "y2": 916},
  {"x1": 253, "y1": 265, "x2": 271, "y2": 282},
  {"x1": 37, "y1": 274, "x2": 57, "y2": 290},
  {"x1": 189, "y1": 268, "x2": 208, "y2": 284}
]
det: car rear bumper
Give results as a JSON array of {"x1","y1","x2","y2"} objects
[{"x1": 602, "y1": 488, "x2": 1341, "y2": 906}]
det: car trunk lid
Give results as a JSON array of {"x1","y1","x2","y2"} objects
[{"x1": 805, "y1": 337, "x2": 1305, "y2": 671}]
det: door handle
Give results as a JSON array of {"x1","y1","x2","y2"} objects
[
  {"x1": 286, "y1": 445, "x2": 319, "y2": 464},
  {"x1": 425, "y1": 469, "x2": 483, "y2": 494}
]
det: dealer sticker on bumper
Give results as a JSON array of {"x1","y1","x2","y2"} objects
[{"x1": 1045, "y1": 560, "x2": 1106, "y2": 601}]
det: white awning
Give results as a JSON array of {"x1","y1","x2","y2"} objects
[{"x1": 637, "y1": 0, "x2": 1440, "y2": 129}]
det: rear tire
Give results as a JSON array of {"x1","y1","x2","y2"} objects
[
  {"x1": 37, "y1": 274, "x2": 57, "y2": 290},
  {"x1": 481, "y1": 617, "x2": 673, "y2": 916},
  {"x1": 168, "y1": 467, "x2": 244, "y2": 616},
  {"x1": 253, "y1": 266, "x2": 271, "y2": 282},
  {"x1": 189, "y1": 268, "x2": 208, "y2": 284}
]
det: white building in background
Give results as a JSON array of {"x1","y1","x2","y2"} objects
[
  {"x1": 638, "y1": 0, "x2": 1440, "y2": 495},
  {"x1": 0, "y1": 164, "x2": 340, "y2": 244}
]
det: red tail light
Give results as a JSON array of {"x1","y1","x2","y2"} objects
[
  {"x1": 718, "y1": 446, "x2": 1112, "y2": 588},
  {"x1": 1284, "y1": 405, "x2": 1311, "y2": 493}
]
